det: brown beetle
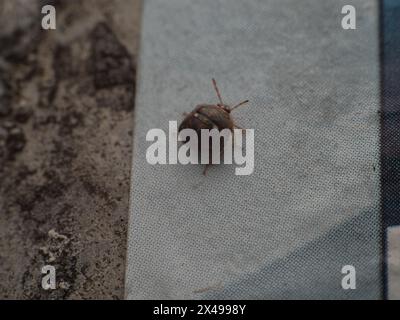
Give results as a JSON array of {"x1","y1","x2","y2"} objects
[{"x1": 179, "y1": 79, "x2": 249, "y2": 175}]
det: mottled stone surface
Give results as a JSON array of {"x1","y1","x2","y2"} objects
[{"x1": 0, "y1": 0, "x2": 141, "y2": 299}]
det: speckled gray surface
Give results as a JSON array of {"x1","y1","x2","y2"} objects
[{"x1": 125, "y1": 0, "x2": 381, "y2": 299}]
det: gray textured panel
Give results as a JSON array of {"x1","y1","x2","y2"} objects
[{"x1": 126, "y1": 0, "x2": 381, "y2": 299}]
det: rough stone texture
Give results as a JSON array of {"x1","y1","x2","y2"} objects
[{"x1": 0, "y1": 0, "x2": 141, "y2": 299}]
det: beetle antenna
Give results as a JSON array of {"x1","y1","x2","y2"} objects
[
  {"x1": 230, "y1": 99, "x2": 249, "y2": 111},
  {"x1": 212, "y1": 78, "x2": 223, "y2": 106}
]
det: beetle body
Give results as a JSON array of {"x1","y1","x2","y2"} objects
[
  {"x1": 178, "y1": 79, "x2": 248, "y2": 174},
  {"x1": 179, "y1": 104, "x2": 234, "y2": 136}
]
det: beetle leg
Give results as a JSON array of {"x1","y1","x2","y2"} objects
[
  {"x1": 234, "y1": 125, "x2": 246, "y2": 135},
  {"x1": 232, "y1": 129, "x2": 245, "y2": 151},
  {"x1": 203, "y1": 164, "x2": 211, "y2": 176},
  {"x1": 182, "y1": 112, "x2": 188, "y2": 117}
]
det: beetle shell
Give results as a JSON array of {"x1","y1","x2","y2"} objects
[
  {"x1": 179, "y1": 104, "x2": 234, "y2": 138},
  {"x1": 178, "y1": 104, "x2": 234, "y2": 163},
  {"x1": 178, "y1": 79, "x2": 248, "y2": 174}
]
